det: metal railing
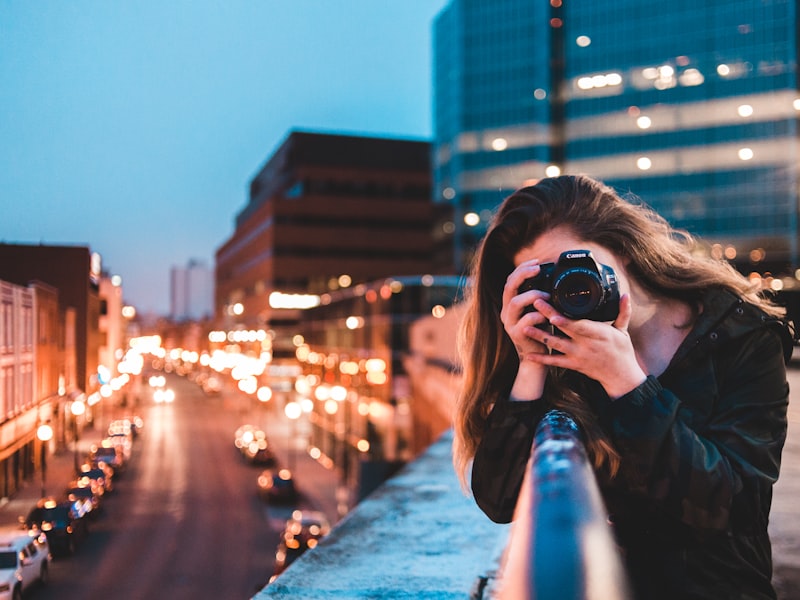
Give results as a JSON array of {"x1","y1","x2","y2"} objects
[{"x1": 493, "y1": 410, "x2": 631, "y2": 600}]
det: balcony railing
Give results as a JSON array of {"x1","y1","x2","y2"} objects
[{"x1": 491, "y1": 410, "x2": 631, "y2": 600}]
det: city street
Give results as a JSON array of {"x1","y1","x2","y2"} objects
[
  {"x1": 1, "y1": 361, "x2": 798, "y2": 599},
  {"x1": 16, "y1": 371, "x2": 340, "y2": 600}
]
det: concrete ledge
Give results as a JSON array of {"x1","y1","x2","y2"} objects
[{"x1": 256, "y1": 429, "x2": 509, "y2": 599}]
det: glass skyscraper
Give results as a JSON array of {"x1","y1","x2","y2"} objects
[{"x1": 434, "y1": 0, "x2": 799, "y2": 283}]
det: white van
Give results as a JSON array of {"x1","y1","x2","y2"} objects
[{"x1": 0, "y1": 528, "x2": 50, "y2": 600}]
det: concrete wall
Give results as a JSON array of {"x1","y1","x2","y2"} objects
[{"x1": 256, "y1": 429, "x2": 509, "y2": 600}]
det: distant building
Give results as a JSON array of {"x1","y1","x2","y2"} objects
[
  {"x1": 0, "y1": 243, "x2": 101, "y2": 396},
  {"x1": 294, "y1": 275, "x2": 462, "y2": 509},
  {"x1": 98, "y1": 275, "x2": 125, "y2": 380},
  {"x1": 433, "y1": 0, "x2": 800, "y2": 278},
  {"x1": 170, "y1": 259, "x2": 213, "y2": 322},
  {"x1": 215, "y1": 130, "x2": 454, "y2": 358}
]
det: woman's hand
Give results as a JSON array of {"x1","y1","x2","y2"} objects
[
  {"x1": 524, "y1": 294, "x2": 648, "y2": 399},
  {"x1": 500, "y1": 260, "x2": 552, "y2": 400},
  {"x1": 501, "y1": 260, "x2": 551, "y2": 360}
]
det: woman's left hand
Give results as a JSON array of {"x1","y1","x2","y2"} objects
[{"x1": 525, "y1": 294, "x2": 648, "y2": 399}]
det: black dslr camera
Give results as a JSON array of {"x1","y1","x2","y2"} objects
[{"x1": 518, "y1": 249, "x2": 620, "y2": 321}]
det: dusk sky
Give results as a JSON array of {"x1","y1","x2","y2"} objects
[{"x1": 0, "y1": 1, "x2": 449, "y2": 315}]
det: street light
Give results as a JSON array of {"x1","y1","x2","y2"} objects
[
  {"x1": 36, "y1": 423, "x2": 53, "y2": 498},
  {"x1": 284, "y1": 400, "x2": 302, "y2": 472},
  {"x1": 71, "y1": 400, "x2": 86, "y2": 473}
]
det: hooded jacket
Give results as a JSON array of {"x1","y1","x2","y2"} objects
[{"x1": 471, "y1": 288, "x2": 793, "y2": 600}]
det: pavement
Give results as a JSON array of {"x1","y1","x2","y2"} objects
[{"x1": 0, "y1": 426, "x2": 109, "y2": 529}]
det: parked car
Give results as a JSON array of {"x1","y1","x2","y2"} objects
[
  {"x1": 272, "y1": 510, "x2": 330, "y2": 578},
  {"x1": 88, "y1": 441, "x2": 126, "y2": 474},
  {"x1": 257, "y1": 469, "x2": 299, "y2": 504},
  {"x1": 0, "y1": 526, "x2": 50, "y2": 599},
  {"x1": 22, "y1": 498, "x2": 89, "y2": 557},
  {"x1": 65, "y1": 483, "x2": 101, "y2": 519},
  {"x1": 109, "y1": 415, "x2": 144, "y2": 439},
  {"x1": 77, "y1": 465, "x2": 113, "y2": 495}
]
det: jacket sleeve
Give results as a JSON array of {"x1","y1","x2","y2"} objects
[
  {"x1": 602, "y1": 325, "x2": 789, "y2": 533},
  {"x1": 470, "y1": 398, "x2": 551, "y2": 523}
]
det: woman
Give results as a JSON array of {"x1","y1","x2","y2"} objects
[{"x1": 453, "y1": 175, "x2": 793, "y2": 599}]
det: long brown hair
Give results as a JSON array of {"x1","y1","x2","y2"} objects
[{"x1": 453, "y1": 174, "x2": 783, "y2": 487}]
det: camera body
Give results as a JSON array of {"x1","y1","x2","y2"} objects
[{"x1": 518, "y1": 249, "x2": 620, "y2": 321}]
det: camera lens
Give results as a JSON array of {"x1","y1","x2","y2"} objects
[{"x1": 552, "y1": 270, "x2": 602, "y2": 318}]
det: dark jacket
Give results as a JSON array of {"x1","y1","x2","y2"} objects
[{"x1": 471, "y1": 288, "x2": 792, "y2": 600}]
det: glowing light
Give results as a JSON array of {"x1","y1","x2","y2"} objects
[
  {"x1": 545, "y1": 164, "x2": 561, "y2": 177},
  {"x1": 533, "y1": 88, "x2": 547, "y2": 100},
  {"x1": 442, "y1": 187, "x2": 455, "y2": 200},
  {"x1": 491, "y1": 138, "x2": 508, "y2": 151},
  {"x1": 737, "y1": 104, "x2": 754, "y2": 117},
  {"x1": 365, "y1": 358, "x2": 386, "y2": 373},
  {"x1": 121, "y1": 305, "x2": 136, "y2": 319},
  {"x1": 576, "y1": 35, "x2": 591, "y2": 47},
  {"x1": 345, "y1": 316, "x2": 364, "y2": 330},
  {"x1": 37, "y1": 424, "x2": 54, "y2": 442},
  {"x1": 232, "y1": 303, "x2": 244, "y2": 315},
  {"x1": 338, "y1": 274, "x2": 352, "y2": 288},
  {"x1": 285, "y1": 401, "x2": 302, "y2": 420},
  {"x1": 269, "y1": 292, "x2": 321, "y2": 310},
  {"x1": 794, "y1": 99, "x2": 800, "y2": 111},
  {"x1": 738, "y1": 148, "x2": 754, "y2": 161},
  {"x1": 324, "y1": 400, "x2": 339, "y2": 415},
  {"x1": 464, "y1": 212, "x2": 480, "y2": 227},
  {"x1": 636, "y1": 157, "x2": 652, "y2": 170},
  {"x1": 636, "y1": 116, "x2": 652, "y2": 129},
  {"x1": 366, "y1": 371, "x2": 387, "y2": 385},
  {"x1": 257, "y1": 386, "x2": 273, "y2": 402},
  {"x1": 678, "y1": 68, "x2": 704, "y2": 86},
  {"x1": 330, "y1": 385, "x2": 347, "y2": 402},
  {"x1": 432, "y1": 305, "x2": 446, "y2": 318},
  {"x1": 717, "y1": 64, "x2": 731, "y2": 76},
  {"x1": 724, "y1": 246, "x2": 737, "y2": 260},
  {"x1": 357, "y1": 439, "x2": 370, "y2": 452}
]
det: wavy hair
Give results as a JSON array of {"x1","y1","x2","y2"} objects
[{"x1": 453, "y1": 174, "x2": 783, "y2": 487}]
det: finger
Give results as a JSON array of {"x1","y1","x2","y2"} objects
[{"x1": 613, "y1": 293, "x2": 632, "y2": 332}]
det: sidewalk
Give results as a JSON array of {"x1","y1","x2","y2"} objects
[{"x1": 0, "y1": 428, "x2": 107, "y2": 529}]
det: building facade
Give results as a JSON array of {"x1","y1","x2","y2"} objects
[
  {"x1": 214, "y1": 131, "x2": 453, "y2": 357},
  {"x1": 0, "y1": 244, "x2": 102, "y2": 397},
  {"x1": 434, "y1": 0, "x2": 800, "y2": 279},
  {"x1": 292, "y1": 275, "x2": 462, "y2": 508}
]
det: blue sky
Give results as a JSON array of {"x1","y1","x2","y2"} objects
[{"x1": 0, "y1": 1, "x2": 448, "y2": 315}]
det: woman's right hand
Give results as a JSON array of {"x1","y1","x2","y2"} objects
[{"x1": 501, "y1": 259, "x2": 551, "y2": 357}]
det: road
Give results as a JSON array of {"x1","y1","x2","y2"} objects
[
  {"x1": 27, "y1": 371, "x2": 339, "y2": 600},
  {"x1": 19, "y1": 362, "x2": 800, "y2": 599}
]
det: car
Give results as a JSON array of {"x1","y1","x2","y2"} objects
[
  {"x1": 235, "y1": 425, "x2": 277, "y2": 466},
  {"x1": 22, "y1": 498, "x2": 89, "y2": 557},
  {"x1": 257, "y1": 469, "x2": 299, "y2": 504},
  {"x1": 88, "y1": 441, "x2": 127, "y2": 474},
  {"x1": 272, "y1": 510, "x2": 330, "y2": 578},
  {"x1": 77, "y1": 465, "x2": 113, "y2": 495},
  {"x1": 0, "y1": 526, "x2": 50, "y2": 599},
  {"x1": 65, "y1": 483, "x2": 102, "y2": 519},
  {"x1": 109, "y1": 415, "x2": 144, "y2": 439}
]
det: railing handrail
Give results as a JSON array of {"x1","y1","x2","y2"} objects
[{"x1": 493, "y1": 410, "x2": 631, "y2": 600}]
